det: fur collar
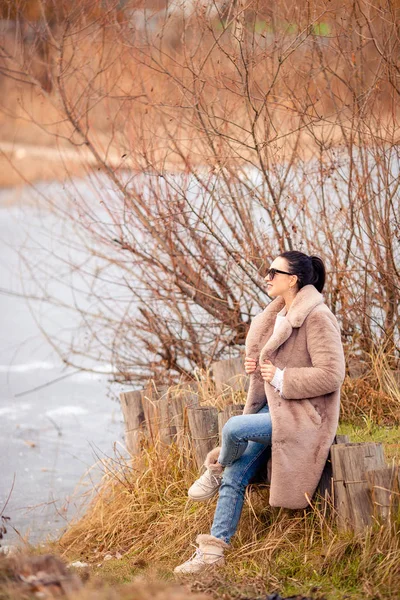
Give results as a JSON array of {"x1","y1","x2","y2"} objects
[{"x1": 246, "y1": 284, "x2": 324, "y2": 362}]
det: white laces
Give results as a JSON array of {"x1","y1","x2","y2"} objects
[
  {"x1": 186, "y1": 544, "x2": 222, "y2": 564},
  {"x1": 189, "y1": 546, "x2": 204, "y2": 562},
  {"x1": 196, "y1": 469, "x2": 222, "y2": 492}
]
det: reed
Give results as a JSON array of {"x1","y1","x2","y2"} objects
[
  {"x1": 3, "y1": 365, "x2": 398, "y2": 599},
  {"x1": 54, "y1": 382, "x2": 400, "y2": 599}
]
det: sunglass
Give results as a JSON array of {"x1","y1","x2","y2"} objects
[{"x1": 264, "y1": 268, "x2": 295, "y2": 280}]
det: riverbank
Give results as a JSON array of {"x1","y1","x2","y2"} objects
[{"x1": 36, "y1": 417, "x2": 398, "y2": 600}]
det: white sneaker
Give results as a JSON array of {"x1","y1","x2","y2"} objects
[
  {"x1": 174, "y1": 534, "x2": 229, "y2": 575},
  {"x1": 173, "y1": 546, "x2": 224, "y2": 574},
  {"x1": 188, "y1": 465, "x2": 223, "y2": 501}
]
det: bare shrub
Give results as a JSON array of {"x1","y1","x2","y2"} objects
[{"x1": 0, "y1": 0, "x2": 398, "y2": 387}]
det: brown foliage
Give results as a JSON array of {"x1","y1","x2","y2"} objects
[{"x1": 0, "y1": 0, "x2": 398, "y2": 389}]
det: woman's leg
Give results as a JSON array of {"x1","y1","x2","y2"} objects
[
  {"x1": 210, "y1": 405, "x2": 273, "y2": 544},
  {"x1": 217, "y1": 404, "x2": 272, "y2": 466},
  {"x1": 186, "y1": 406, "x2": 271, "y2": 503},
  {"x1": 210, "y1": 440, "x2": 271, "y2": 543}
]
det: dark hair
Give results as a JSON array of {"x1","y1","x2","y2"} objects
[{"x1": 278, "y1": 250, "x2": 326, "y2": 293}]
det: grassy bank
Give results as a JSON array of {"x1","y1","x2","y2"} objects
[
  {"x1": 48, "y1": 417, "x2": 400, "y2": 600},
  {"x1": 2, "y1": 365, "x2": 399, "y2": 600}
]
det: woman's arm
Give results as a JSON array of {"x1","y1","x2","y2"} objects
[{"x1": 280, "y1": 310, "x2": 346, "y2": 400}]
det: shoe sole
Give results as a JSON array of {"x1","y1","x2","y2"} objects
[
  {"x1": 187, "y1": 487, "x2": 220, "y2": 501},
  {"x1": 174, "y1": 561, "x2": 224, "y2": 575}
]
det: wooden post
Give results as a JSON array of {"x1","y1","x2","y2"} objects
[
  {"x1": 187, "y1": 406, "x2": 219, "y2": 469},
  {"x1": 314, "y1": 434, "x2": 350, "y2": 514},
  {"x1": 330, "y1": 442, "x2": 386, "y2": 532},
  {"x1": 168, "y1": 383, "x2": 199, "y2": 445},
  {"x1": 366, "y1": 464, "x2": 400, "y2": 522},
  {"x1": 211, "y1": 357, "x2": 248, "y2": 394},
  {"x1": 157, "y1": 387, "x2": 175, "y2": 445},
  {"x1": 119, "y1": 390, "x2": 146, "y2": 455},
  {"x1": 218, "y1": 404, "x2": 245, "y2": 442},
  {"x1": 141, "y1": 382, "x2": 167, "y2": 444}
]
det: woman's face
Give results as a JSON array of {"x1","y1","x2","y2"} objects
[{"x1": 264, "y1": 257, "x2": 298, "y2": 298}]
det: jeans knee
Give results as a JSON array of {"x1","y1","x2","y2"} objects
[{"x1": 221, "y1": 416, "x2": 241, "y2": 442}]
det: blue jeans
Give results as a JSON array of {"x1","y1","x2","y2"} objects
[{"x1": 210, "y1": 404, "x2": 273, "y2": 544}]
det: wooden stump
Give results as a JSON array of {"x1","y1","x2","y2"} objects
[
  {"x1": 314, "y1": 434, "x2": 350, "y2": 515},
  {"x1": 330, "y1": 441, "x2": 386, "y2": 532},
  {"x1": 187, "y1": 406, "x2": 219, "y2": 469},
  {"x1": 218, "y1": 404, "x2": 245, "y2": 442},
  {"x1": 127, "y1": 381, "x2": 200, "y2": 448},
  {"x1": 141, "y1": 383, "x2": 171, "y2": 444},
  {"x1": 211, "y1": 357, "x2": 248, "y2": 394},
  {"x1": 169, "y1": 383, "x2": 199, "y2": 446},
  {"x1": 157, "y1": 387, "x2": 175, "y2": 445},
  {"x1": 366, "y1": 464, "x2": 400, "y2": 522},
  {"x1": 119, "y1": 390, "x2": 146, "y2": 455}
]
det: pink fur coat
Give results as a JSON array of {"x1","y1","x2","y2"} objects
[{"x1": 206, "y1": 284, "x2": 346, "y2": 509}]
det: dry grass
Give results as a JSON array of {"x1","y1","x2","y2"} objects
[
  {"x1": 2, "y1": 366, "x2": 398, "y2": 599},
  {"x1": 50, "y1": 365, "x2": 400, "y2": 600},
  {"x1": 51, "y1": 431, "x2": 400, "y2": 600},
  {"x1": 341, "y1": 346, "x2": 400, "y2": 427}
]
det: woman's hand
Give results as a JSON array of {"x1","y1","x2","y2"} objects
[
  {"x1": 260, "y1": 359, "x2": 277, "y2": 383},
  {"x1": 244, "y1": 357, "x2": 257, "y2": 374}
]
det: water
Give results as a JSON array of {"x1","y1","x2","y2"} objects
[
  {"x1": 0, "y1": 195, "x2": 128, "y2": 546},
  {"x1": 1, "y1": 152, "x2": 398, "y2": 545}
]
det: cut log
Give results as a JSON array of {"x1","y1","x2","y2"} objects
[
  {"x1": 168, "y1": 394, "x2": 186, "y2": 442},
  {"x1": 218, "y1": 404, "x2": 245, "y2": 442},
  {"x1": 211, "y1": 357, "x2": 248, "y2": 394},
  {"x1": 141, "y1": 381, "x2": 200, "y2": 447},
  {"x1": 141, "y1": 383, "x2": 167, "y2": 444},
  {"x1": 157, "y1": 388, "x2": 174, "y2": 445},
  {"x1": 119, "y1": 390, "x2": 146, "y2": 455},
  {"x1": 330, "y1": 442, "x2": 386, "y2": 532},
  {"x1": 365, "y1": 464, "x2": 400, "y2": 521},
  {"x1": 168, "y1": 381, "x2": 199, "y2": 407},
  {"x1": 187, "y1": 406, "x2": 219, "y2": 469},
  {"x1": 141, "y1": 398, "x2": 158, "y2": 443},
  {"x1": 314, "y1": 434, "x2": 350, "y2": 515},
  {"x1": 169, "y1": 384, "x2": 198, "y2": 446}
]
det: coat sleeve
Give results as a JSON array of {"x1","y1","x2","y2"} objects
[
  {"x1": 242, "y1": 311, "x2": 268, "y2": 414},
  {"x1": 280, "y1": 310, "x2": 346, "y2": 400}
]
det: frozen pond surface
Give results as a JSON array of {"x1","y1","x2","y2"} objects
[
  {"x1": 0, "y1": 371, "x2": 123, "y2": 545},
  {"x1": 0, "y1": 194, "x2": 127, "y2": 546}
]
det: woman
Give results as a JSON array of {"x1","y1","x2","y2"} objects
[{"x1": 174, "y1": 250, "x2": 346, "y2": 574}]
